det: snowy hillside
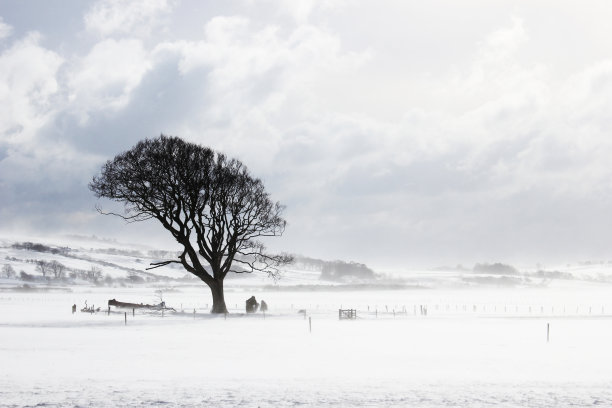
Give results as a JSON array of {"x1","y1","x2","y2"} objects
[
  {"x1": 0, "y1": 237, "x2": 344, "y2": 290},
  {"x1": 2, "y1": 236, "x2": 612, "y2": 292}
]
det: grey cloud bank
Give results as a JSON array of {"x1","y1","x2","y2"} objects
[{"x1": 1, "y1": 0, "x2": 612, "y2": 269}]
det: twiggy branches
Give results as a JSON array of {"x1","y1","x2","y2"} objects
[{"x1": 90, "y1": 135, "x2": 292, "y2": 289}]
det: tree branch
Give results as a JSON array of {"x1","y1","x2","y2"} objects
[{"x1": 146, "y1": 260, "x2": 182, "y2": 270}]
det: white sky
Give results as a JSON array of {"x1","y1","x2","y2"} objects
[{"x1": 2, "y1": 0, "x2": 612, "y2": 270}]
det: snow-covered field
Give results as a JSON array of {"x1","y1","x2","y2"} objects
[
  {"x1": 2, "y1": 238, "x2": 612, "y2": 406},
  {"x1": 2, "y1": 285, "x2": 612, "y2": 407}
]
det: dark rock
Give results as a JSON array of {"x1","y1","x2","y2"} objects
[{"x1": 246, "y1": 296, "x2": 259, "y2": 313}]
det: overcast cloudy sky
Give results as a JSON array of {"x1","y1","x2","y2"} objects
[{"x1": 2, "y1": 1, "x2": 612, "y2": 270}]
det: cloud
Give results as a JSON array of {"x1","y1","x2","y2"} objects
[
  {"x1": 561, "y1": 60, "x2": 612, "y2": 132},
  {"x1": 0, "y1": 16, "x2": 12, "y2": 40},
  {"x1": 0, "y1": 30, "x2": 106, "y2": 237},
  {"x1": 480, "y1": 16, "x2": 527, "y2": 63},
  {"x1": 84, "y1": 0, "x2": 175, "y2": 37},
  {"x1": 152, "y1": 15, "x2": 370, "y2": 168},
  {"x1": 129, "y1": 16, "x2": 612, "y2": 266},
  {"x1": 67, "y1": 38, "x2": 152, "y2": 123},
  {"x1": 156, "y1": 15, "x2": 368, "y2": 83},
  {"x1": 0, "y1": 129, "x2": 105, "y2": 238},
  {"x1": 0, "y1": 32, "x2": 63, "y2": 145},
  {"x1": 265, "y1": 0, "x2": 349, "y2": 24},
  {"x1": 3, "y1": 4, "x2": 612, "y2": 267},
  {"x1": 257, "y1": 17, "x2": 612, "y2": 266}
]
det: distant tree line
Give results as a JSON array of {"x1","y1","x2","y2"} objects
[
  {"x1": 534, "y1": 270, "x2": 573, "y2": 280},
  {"x1": 472, "y1": 263, "x2": 518, "y2": 275},
  {"x1": 11, "y1": 242, "x2": 70, "y2": 255},
  {"x1": 291, "y1": 255, "x2": 378, "y2": 282},
  {"x1": 321, "y1": 261, "x2": 376, "y2": 282},
  {"x1": 93, "y1": 247, "x2": 144, "y2": 257},
  {"x1": 292, "y1": 255, "x2": 328, "y2": 271}
]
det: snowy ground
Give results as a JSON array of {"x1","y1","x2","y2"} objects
[{"x1": 2, "y1": 286, "x2": 612, "y2": 407}]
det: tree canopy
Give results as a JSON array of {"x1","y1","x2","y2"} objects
[{"x1": 90, "y1": 135, "x2": 291, "y2": 313}]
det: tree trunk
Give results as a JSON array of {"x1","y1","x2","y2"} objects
[{"x1": 208, "y1": 279, "x2": 228, "y2": 314}]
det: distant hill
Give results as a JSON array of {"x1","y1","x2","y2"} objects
[
  {"x1": 0, "y1": 239, "x2": 381, "y2": 289},
  {"x1": 3, "y1": 238, "x2": 612, "y2": 290}
]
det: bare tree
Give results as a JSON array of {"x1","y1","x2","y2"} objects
[
  {"x1": 87, "y1": 266, "x2": 103, "y2": 283},
  {"x1": 35, "y1": 260, "x2": 49, "y2": 277},
  {"x1": 2, "y1": 264, "x2": 16, "y2": 279},
  {"x1": 48, "y1": 260, "x2": 66, "y2": 279},
  {"x1": 90, "y1": 135, "x2": 291, "y2": 313},
  {"x1": 104, "y1": 274, "x2": 114, "y2": 286}
]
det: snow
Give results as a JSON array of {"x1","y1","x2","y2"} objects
[
  {"x1": 3, "y1": 237, "x2": 612, "y2": 406},
  {"x1": 2, "y1": 285, "x2": 612, "y2": 407}
]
